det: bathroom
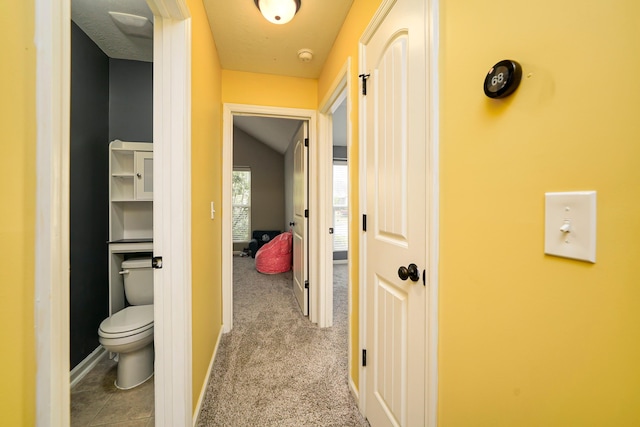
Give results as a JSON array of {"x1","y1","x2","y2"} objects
[{"x1": 69, "y1": 2, "x2": 155, "y2": 423}]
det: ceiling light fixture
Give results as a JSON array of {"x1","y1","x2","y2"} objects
[{"x1": 254, "y1": 0, "x2": 301, "y2": 25}]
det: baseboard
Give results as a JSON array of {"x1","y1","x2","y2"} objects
[
  {"x1": 192, "y1": 327, "x2": 223, "y2": 426},
  {"x1": 348, "y1": 376, "x2": 359, "y2": 401},
  {"x1": 349, "y1": 377, "x2": 364, "y2": 416},
  {"x1": 70, "y1": 346, "x2": 107, "y2": 388}
]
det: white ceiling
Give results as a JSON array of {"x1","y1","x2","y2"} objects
[
  {"x1": 202, "y1": 0, "x2": 354, "y2": 79},
  {"x1": 71, "y1": 0, "x2": 154, "y2": 62},
  {"x1": 71, "y1": 0, "x2": 351, "y2": 150}
]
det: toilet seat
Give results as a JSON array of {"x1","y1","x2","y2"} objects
[{"x1": 99, "y1": 305, "x2": 154, "y2": 339}]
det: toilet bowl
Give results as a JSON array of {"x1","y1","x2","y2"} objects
[
  {"x1": 98, "y1": 258, "x2": 154, "y2": 390},
  {"x1": 99, "y1": 304, "x2": 154, "y2": 389}
]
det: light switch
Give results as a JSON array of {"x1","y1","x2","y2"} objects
[{"x1": 544, "y1": 191, "x2": 596, "y2": 263}]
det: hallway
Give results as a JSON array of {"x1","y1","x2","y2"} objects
[{"x1": 196, "y1": 258, "x2": 367, "y2": 426}]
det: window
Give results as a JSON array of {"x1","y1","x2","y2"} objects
[
  {"x1": 232, "y1": 168, "x2": 251, "y2": 242},
  {"x1": 333, "y1": 162, "x2": 348, "y2": 252}
]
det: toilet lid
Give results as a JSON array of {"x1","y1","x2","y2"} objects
[
  {"x1": 121, "y1": 257, "x2": 152, "y2": 269},
  {"x1": 99, "y1": 305, "x2": 154, "y2": 335}
]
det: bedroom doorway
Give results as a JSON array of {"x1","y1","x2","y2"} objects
[{"x1": 222, "y1": 104, "x2": 319, "y2": 333}]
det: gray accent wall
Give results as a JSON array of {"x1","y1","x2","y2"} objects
[
  {"x1": 109, "y1": 59, "x2": 153, "y2": 142},
  {"x1": 70, "y1": 21, "x2": 110, "y2": 369},
  {"x1": 233, "y1": 127, "x2": 286, "y2": 252}
]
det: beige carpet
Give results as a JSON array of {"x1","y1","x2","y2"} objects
[{"x1": 196, "y1": 257, "x2": 368, "y2": 426}]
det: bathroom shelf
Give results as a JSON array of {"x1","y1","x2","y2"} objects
[{"x1": 108, "y1": 140, "x2": 153, "y2": 315}]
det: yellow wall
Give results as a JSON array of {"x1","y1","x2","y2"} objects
[
  {"x1": 317, "y1": 0, "x2": 383, "y2": 390},
  {"x1": 0, "y1": 1, "x2": 36, "y2": 425},
  {"x1": 188, "y1": 0, "x2": 224, "y2": 413},
  {"x1": 222, "y1": 70, "x2": 317, "y2": 109},
  {"x1": 439, "y1": 0, "x2": 640, "y2": 425}
]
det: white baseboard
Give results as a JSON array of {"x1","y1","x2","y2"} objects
[
  {"x1": 70, "y1": 346, "x2": 107, "y2": 388},
  {"x1": 192, "y1": 327, "x2": 223, "y2": 426},
  {"x1": 349, "y1": 377, "x2": 364, "y2": 416}
]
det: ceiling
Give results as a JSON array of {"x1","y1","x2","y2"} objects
[
  {"x1": 71, "y1": 0, "x2": 351, "y2": 151},
  {"x1": 72, "y1": 0, "x2": 154, "y2": 62},
  {"x1": 202, "y1": 0, "x2": 353, "y2": 79},
  {"x1": 234, "y1": 116, "x2": 303, "y2": 154}
]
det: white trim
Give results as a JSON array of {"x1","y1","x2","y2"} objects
[
  {"x1": 70, "y1": 347, "x2": 108, "y2": 388},
  {"x1": 35, "y1": 0, "x2": 70, "y2": 424},
  {"x1": 349, "y1": 376, "x2": 360, "y2": 403},
  {"x1": 150, "y1": 2, "x2": 193, "y2": 425},
  {"x1": 192, "y1": 328, "x2": 223, "y2": 427},
  {"x1": 223, "y1": 104, "x2": 318, "y2": 332},
  {"x1": 426, "y1": 0, "x2": 440, "y2": 425},
  {"x1": 357, "y1": 38, "x2": 368, "y2": 418}
]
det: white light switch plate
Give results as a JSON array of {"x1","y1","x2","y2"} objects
[{"x1": 544, "y1": 191, "x2": 596, "y2": 263}]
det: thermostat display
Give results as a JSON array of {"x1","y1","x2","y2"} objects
[{"x1": 484, "y1": 60, "x2": 522, "y2": 98}]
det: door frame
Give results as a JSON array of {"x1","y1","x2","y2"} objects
[
  {"x1": 357, "y1": 0, "x2": 440, "y2": 424},
  {"x1": 34, "y1": 0, "x2": 193, "y2": 425},
  {"x1": 317, "y1": 58, "x2": 352, "y2": 328},
  {"x1": 222, "y1": 104, "x2": 318, "y2": 331},
  {"x1": 318, "y1": 58, "x2": 357, "y2": 395}
]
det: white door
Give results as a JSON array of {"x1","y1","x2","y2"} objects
[
  {"x1": 363, "y1": 0, "x2": 427, "y2": 425},
  {"x1": 293, "y1": 123, "x2": 309, "y2": 315}
]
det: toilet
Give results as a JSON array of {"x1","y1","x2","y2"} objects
[{"x1": 98, "y1": 257, "x2": 154, "y2": 390}]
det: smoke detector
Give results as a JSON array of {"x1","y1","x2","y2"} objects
[{"x1": 297, "y1": 48, "x2": 313, "y2": 63}]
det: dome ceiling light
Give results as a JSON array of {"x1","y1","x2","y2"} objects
[{"x1": 254, "y1": 0, "x2": 301, "y2": 25}]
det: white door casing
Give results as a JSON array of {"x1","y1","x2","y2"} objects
[
  {"x1": 361, "y1": 0, "x2": 430, "y2": 425},
  {"x1": 317, "y1": 58, "x2": 351, "y2": 331}
]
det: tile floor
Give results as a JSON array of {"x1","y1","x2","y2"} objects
[{"x1": 71, "y1": 356, "x2": 154, "y2": 426}]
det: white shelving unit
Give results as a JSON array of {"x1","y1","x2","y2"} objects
[{"x1": 108, "y1": 140, "x2": 153, "y2": 314}]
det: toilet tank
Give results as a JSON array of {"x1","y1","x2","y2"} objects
[{"x1": 121, "y1": 258, "x2": 153, "y2": 305}]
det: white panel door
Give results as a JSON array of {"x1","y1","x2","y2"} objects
[
  {"x1": 363, "y1": 0, "x2": 427, "y2": 425},
  {"x1": 293, "y1": 123, "x2": 309, "y2": 315}
]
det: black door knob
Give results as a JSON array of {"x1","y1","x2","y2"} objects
[
  {"x1": 289, "y1": 221, "x2": 296, "y2": 227},
  {"x1": 407, "y1": 263, "x2": 420, "y2": 282},
  {"x1": 398, "y1": 266, "x2": 409, "y2": 280},
  {"x1": 398, "y1": 263, "x2": 420, "y2": 282}
]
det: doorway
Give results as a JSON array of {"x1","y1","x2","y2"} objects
[
  {"x1": 35, "y1": 0, "x2": 192, "y2": 425},
  {"x1": 222, "y1": 104, "x2": 319, "y2": 332}
]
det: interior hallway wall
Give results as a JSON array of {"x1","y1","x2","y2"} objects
[
  {"x1": 188, "y1": 0, "x2": 224, "y2": 413},
  {"x1": 0, "y1": 1, "x2": 37, "y2": 424},
  {"x1": 69, "y1": 21, "x2": 110, "y2": 369},
  {"x1": 439, "y1": 0, "x2": 640, "y2": 425}
]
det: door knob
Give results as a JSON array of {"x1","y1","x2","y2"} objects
[
  {"x1": 397, "y1": 263, "x2": 420, "y2": 282},
  {"x1": 289, "y1": 221, "x2": 296, "y2": 227}
]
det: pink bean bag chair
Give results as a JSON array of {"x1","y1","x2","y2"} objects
[{"x1": 255, "y1": 231, "x2": 292, "y2": 274}]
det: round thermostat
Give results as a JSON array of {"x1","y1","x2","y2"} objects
[{"x1": 484, "y1": 60, "x2": 522, "y2": 98}]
